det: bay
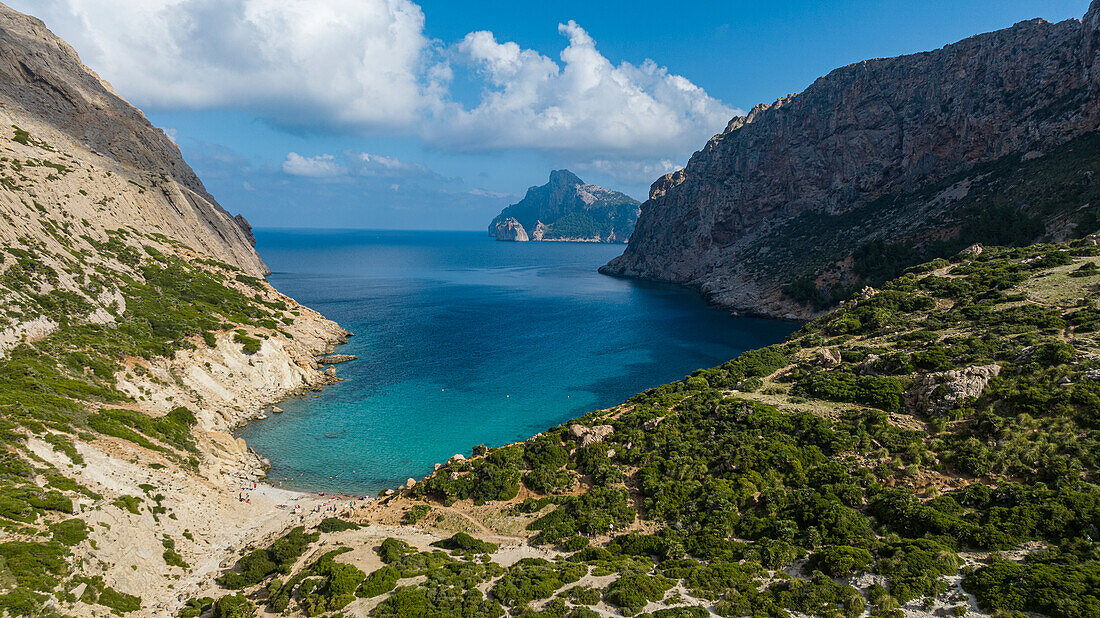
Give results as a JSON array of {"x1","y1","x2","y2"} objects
[{"x1": 237, "y1": 229, "x2": 796, "y2": 495}]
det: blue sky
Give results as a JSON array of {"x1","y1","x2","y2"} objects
[{"x1": 14, "y1": 0, "x2": 1092, "y2": 230}]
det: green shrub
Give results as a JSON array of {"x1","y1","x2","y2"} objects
[
  {"x1": 603, "y1": 573, "x2": 674, "y2": 613},
  {"x1": 430, "y1": 532, "x2": 497, "y2": 554},
  {"x1": 404, "y1": 504, "x2": 431, "y2": 524},
  {"x1": 0, "y1": 541, "x2": 68, "y2": 591},
  {"x1": 49, "y1": 519, "x2": 88, "y2": 546},
  {"x1": 233, "y1": 332, "x2": 261, "y2": 355},
  {"x1": 317, "y1": 517, "x2": 359, "y2": 533},
  {"x1": 218, "y1": 526, "x2": 317, "y2": 589},
  {"x1": 491, "y1": 558, "x2": 585, "y2": 606},
  {"x1": 214, "y1": 594, "x2": 254, "y2": 618},
  {"x1": 963, "y1": 558, "x2": 1100, "y2": 618},
  {"x1": 357, "y1": 566, "x2": 399, "y2": 598},
  {"x1": 807, "y1": 545, "x2": 874, "y2": 577},
  {"x1": 97, "y1": 587, "x2": 141, "y2": 614}
]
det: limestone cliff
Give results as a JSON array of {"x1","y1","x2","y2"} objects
[
  {"x1": 603, "y1": 2, "x2": 1100, "y2": 319},
  {"x1": 493, "y1": 217, "x2": 530, "y2": 241},
  {"x1": 0, "y1": 4, "x2": 350, "y2": 616},
  {"x1": 490, "y1": 170, "x2": 640, "y2": 243},
  {"x1": 0, "y1": 2, "x2": 265, "y2": 276}
]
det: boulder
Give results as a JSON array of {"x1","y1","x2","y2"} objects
[
  {"x1": 406, "y1": 478, "x2": 416, "y2": 488},
  {"x1": 567, "y1": 424, "x2": 614, "y2": 447},
  {"x1": 906, "y1": 365, "x2": 1001, "y2": 416},
  {"x1": 448, "y1": 453, "x2": 466, "y2": 465},
  {"x1": 817, "y1": 348, "x2": 842, "y2": 367},
  {"x1": 318, "y1": 354, "x2": 357, "y2": 364},
  {"x1": 324, "y1": 366, "x2": 337, "y2": 377}
]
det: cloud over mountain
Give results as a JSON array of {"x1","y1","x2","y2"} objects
[
  {"x1": 432, "y1": 21, "x2": 736, "y2": 156},
  {"x1": 19, "y1": 0, "x2": 736, "y2": 165},
  {"x1": 22, "y1": 0, "x2": 429, "y2": 130}
]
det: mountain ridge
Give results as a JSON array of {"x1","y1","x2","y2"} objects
[
  {"x1": 0, "y1": 2, "x2": 265, "y2": 276},
  {"x1": 602, "y1": 2, "x2": 1100, "y2": 319}
]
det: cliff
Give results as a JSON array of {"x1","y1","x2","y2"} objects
[
  {"x1": 602, "y1": 2, "x2": 1100, "y2": 319},
  {"x1": 490, "y1": 169, "x2": 640, "y2": 243},
  {"x1": 0, "y1": 3, "x2": 265, "y2": 276},
  {"x1": 0, "y1": 4, "x2": 350, "y2": 615}
]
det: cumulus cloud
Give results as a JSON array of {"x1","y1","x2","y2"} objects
[
  {"x1": 282, "y1": 153, "x2": 346, "y2": 177},
  {"x1": 431, "y1": 21, "x2": 737, "y2": 155},
  {"x1": 18, "y1": 2, "x2": 736, "y2": 157},
  {"x1": 20, "y1": 0, "x2": 428, "y2": 130}
]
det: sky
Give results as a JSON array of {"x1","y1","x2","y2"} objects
[{"x1": 12, "y1": 0, "x2": 1094, "y2": 230}]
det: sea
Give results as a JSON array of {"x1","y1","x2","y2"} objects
[{"x1": 236, "y1": 229, "x2": 796, "y2": 495}]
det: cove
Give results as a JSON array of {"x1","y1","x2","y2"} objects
[{"x1": 237, "y1": 230, "x2": 796, "y2": 495}]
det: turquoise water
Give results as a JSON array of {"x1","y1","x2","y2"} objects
[{"x1": 237, "y1": 230, "x2": 795, "y2": 495}]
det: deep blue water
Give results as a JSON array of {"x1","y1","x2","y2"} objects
[{"x1": 237, "y1": 230, "x2": 795, "y2": 495}]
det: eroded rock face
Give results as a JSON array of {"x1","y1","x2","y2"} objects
[
  {"x1": 906, "y1": 365, "x2": 1002, "y2": 416},
  {"x1": 603, "y1": 3, "x2": 1100, "y2": 318},
  {"x1": 494, "y1": 217, "x2": 530, "y2": 241},
  {"x1": 0, "y1": 4, "x2": 265, "y2": 275}
]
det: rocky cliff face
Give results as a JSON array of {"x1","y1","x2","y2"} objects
[
  {"x1": 490, "y1": 170, "x2": 640, "y2": 243},
  {"x1": 0, "y1": 3, "x2": 264, "y2": 276},
  {"x1": 603, "y1": 2, "x2": 1100, "y2": 319},
  {"x1": 494, "y1": 217, "x2": 530, "y2": 241},
  {"x1": 0, "y1": 5, "x2": 350, "y2": 615}
]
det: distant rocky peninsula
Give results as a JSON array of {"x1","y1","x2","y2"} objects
[{"x1": 489, "y1": 170, "x2": 640, "y2": 243}]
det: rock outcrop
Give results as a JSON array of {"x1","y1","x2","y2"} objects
[
  {"x1": 603, "y1": 3, "x2": 1100, "y2": 318},
  {"x1": 493, "y1": 217, "x2": 530, "y2": 241},
  {"x1": 567, "y1": 424, "x2": 614, "y2": 447},
  {"x1": 906, "y1": 365, "x2": 1002, "y2": 416},
  {"x1": 0, "y1": 2, "x2": 266, "y2": 276},
  {"x1": 490, "y1": 170, "x2": 640, "y2": 243},
  {"x1": 0, "y1": 4, "x2": 351, "y2": 614}
]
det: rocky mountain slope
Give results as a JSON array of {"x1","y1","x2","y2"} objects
[
  {"x1": 0, "y1": 3, "x2": 265, "y2": 277},
  {"x1": 491, "y1": 170, "x2": 640, "y2": 243},
  {"x1": 0, "y1": 4, "x2": 350, "y2": 616},
  {"x1": 603, "y1": 1, "x2": 1100, "y2": 319}
]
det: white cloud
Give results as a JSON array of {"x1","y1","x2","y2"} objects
[
  {"x1": 577, "y1": 158, "x2": 684, "y2": 184},
  {"x1": 430, "y1": 21, "x2": 737, "y2": 155},
  {"x1": 466, "y1": 188, "x2": 515, "y2": 199},
  {"x1": 20, "y1": 0, "x2": 428, "y2": 130},
  {"x1": 282, "y1": 151, "x2": 445, "y2": 181},
  {"x1": 17, "y1": 2, "x2": 736, "y2": 158},
  {"x1": 353, "y1": 152, "x2": 432, "y2": 177},
  {"x1": 282, "y1": 152, "x2": 346, "y2": 177}
]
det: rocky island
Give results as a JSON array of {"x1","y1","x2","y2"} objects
[{"x1": 490, "y1": 170, "x2": 640, "y2": 243}]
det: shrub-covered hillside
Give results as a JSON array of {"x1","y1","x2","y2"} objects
[{"x1": 377, "y1": 240, "x2": 1099, "y2": 617}]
